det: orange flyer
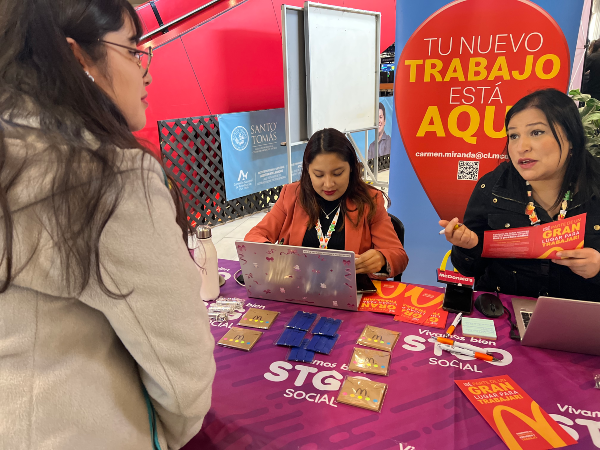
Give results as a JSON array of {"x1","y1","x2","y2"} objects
[
  {"x1": 482, "y1": 213, "x2": 586, "y2": 260},
  {"x1": 358, "y1": 281, "x2": 448, "y2": 329},
  {"x1": 456, "y1": 375, "x2": 577, "y2": 449},
  {"x1": 358, "y1": 281, "x2": 407, "y2": 314},
  {"x1": 397, "y1": 303, "x2": 427, "y2": 324},
  {"x1": 422, "y1": 310, "x2": 447, "y2": 328}
]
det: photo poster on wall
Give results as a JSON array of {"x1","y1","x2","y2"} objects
[
  {"x1": 349, "y1": 97, "x2": 394, "y2": 161},
  {"x1": 220, "y1": 108, "x2": 305, "y2": 200},
  {"x1": 388, "y1": 0, "x2": 585, "y2": 285}
]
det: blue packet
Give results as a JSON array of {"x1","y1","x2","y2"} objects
[
  {"x1": 311, "y1": 317, "x2": 342, "y2": 337},
  {"x1": 306, "y1": 334, "x2": 340, "y2": 355},
  {"x1": 275, "y1": 328, "x2": 307, "y2": 347},
  {"x1": 287, "y1": 339, "x2": 315, "y2": 363},
  {"x1": 287, "y1": 311, "x2": 318, "y2": 331}
]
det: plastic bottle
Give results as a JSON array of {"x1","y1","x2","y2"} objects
[{"x1": 194, "y1": 226, "x2": 220, "y2": 301}]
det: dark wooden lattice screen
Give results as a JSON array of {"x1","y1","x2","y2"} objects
[
  {"x1": 159, "y1": 114, "x2": 281, "y2": 228},
  {"x1": 368, "y1": 155, "x2": 391, "y2": 171}
]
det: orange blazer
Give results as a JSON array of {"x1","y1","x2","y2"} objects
[{"x1": 244, "y1": 182, "x2": 408, "y2": 277}]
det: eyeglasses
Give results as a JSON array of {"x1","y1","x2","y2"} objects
[{"x1": 99, "y1": 40, "x2": 153, "y2": 77}]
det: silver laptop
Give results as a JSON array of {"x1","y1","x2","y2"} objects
[
  {"x1": 235, "y1": 241, "x2": 364, "y2": 311},
  {"x1": 512, "y1": 296, "x2": 600, "y2": 356}
]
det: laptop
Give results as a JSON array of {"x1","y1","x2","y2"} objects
[
  {"x1": 235, "y1": 241, "x2": 375, "y2": 311},
  {"x1": 512, "y1": 296, "x2": 600, "y2": 356}
]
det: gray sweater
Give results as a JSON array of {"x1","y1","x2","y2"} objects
[{"x1": 0, "y1": 123, "x2": 215, "y2": 449}]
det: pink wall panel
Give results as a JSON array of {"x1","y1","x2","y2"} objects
[
  {"x1": 135, "y1": 38, "x2": 210, "y2": 152},
  {"x1": 270, "y1": 0, "x2": 346, "y2": 35},
  {"x1": 140, "y1": 1, "x2": 241, "y2": 49},
  {"x1": 153, "y1": 0, "x2": 215, "y2": 25},
  {"x1": 136, "y1": 3, "x2": 161, "y2": 35},
  {"x1": 181, "y1": 0, "x2": 285, "y2": 115}
]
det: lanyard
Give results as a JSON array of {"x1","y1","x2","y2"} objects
[
  {"x1": 315, "y1": 206, "x2": 341, "y2": 249},
  {"x1": 525, "y1": 181, "x2": 572, "y2": 225}
]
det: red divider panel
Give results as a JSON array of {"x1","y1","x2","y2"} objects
[
  {"x1": 134, "y1": 38, "x2": 210, "y2": 151},
  {"x1": 136, "y1": 3, "x2": 160, "y2": 35},
  {"x1": 181, "y1": 0, "x2": 284, "y2": 115}
]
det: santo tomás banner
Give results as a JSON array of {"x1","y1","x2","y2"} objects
[
  {"x1": 220, "y1": 108, "x2": 304, "y2": 201},
  {"x1": 388, "y1": 0, "x2": 585, "y2": 285}
]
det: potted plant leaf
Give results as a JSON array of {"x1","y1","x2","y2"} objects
[{"x1": 570, "y1": 89, "x2": 600, "y2": 158}]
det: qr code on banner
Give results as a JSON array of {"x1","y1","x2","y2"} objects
[{"x1": 457, "y1": 161, "x2": 479, "y2": 181}]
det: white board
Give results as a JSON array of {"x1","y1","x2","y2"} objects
[{"x1": 304, "y1": 2, "x2": 380, "y2": 135}]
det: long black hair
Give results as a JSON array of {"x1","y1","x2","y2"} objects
[
  {"x1": 503, "y1": 88, "x2": 600, "y2": 208},
  {"x1": 298, "y1": 128, "x2": 388, "y2": 229},
  {"x1": 0, "y1": 0, "x2": 191, "y2": 296}
]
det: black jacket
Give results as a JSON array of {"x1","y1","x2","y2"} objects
[{"x1": 451, "y1": 162, "x2": 600, "y2": 302}]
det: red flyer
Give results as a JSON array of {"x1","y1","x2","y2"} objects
[
  {"x1": 393, "y1": 285, "x2": 448, "y2": 328},
  {"x1": 394, "y1": 300, "x2": 448, "y2": 329},
  {"x1": 456, "y1": 375, "x2": 577, "y2": 449},
  {"x1": 359, "y1": 281, "x2": 449, "y2": 329},
  {"x1": 358, "y1": 297, "x2": 398, "y2": 314},
  {"x1": 482, "y1": 214, "x2": 586, "y2": 260},
  {"x1": 422, "y1": 310, "x2": 447, "y2": 328},
  {"x1": 358, "y1": 281, "x2": 407, "y2": 314},
  {"x1": 396, "y1": 303, "x2": 428, "y2": 324}
]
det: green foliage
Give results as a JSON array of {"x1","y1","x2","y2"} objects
[{"x1": 570, "y1": 89, "x2": 600, "y2": 157}]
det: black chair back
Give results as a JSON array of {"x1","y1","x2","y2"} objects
[{"x1": 387, "y1": 213, "x2": 405, "y2": 281}]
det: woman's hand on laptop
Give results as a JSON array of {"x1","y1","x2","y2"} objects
[
  {"x1": 553, "y1": 248, "x2": 600, "y2": 279},
  {"x1": 355, "y1": 250, "x2": 385, "y2": 274}
]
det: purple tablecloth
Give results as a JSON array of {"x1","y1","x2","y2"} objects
[{"x1": 184, "y1": 259, "x2": 600, "y2": 450}]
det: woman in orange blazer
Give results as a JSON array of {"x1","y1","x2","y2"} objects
[{"x1": 245, "y1": 128, "x2": 408, "y2": 278}]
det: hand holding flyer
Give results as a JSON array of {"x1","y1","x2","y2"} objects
[{"x1": 482, "y1": 214, "x2": 586, "y2": 259}]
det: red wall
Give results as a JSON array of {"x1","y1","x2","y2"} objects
[
  {"x1": 136, "y1": 0, "x2": 218, "y2": 35},
  {"x1": 135, "y1": 0, "x2": 396, "y2": 154}
]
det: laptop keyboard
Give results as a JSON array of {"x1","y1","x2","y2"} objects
[{"x1": 521, "y1": 311, "x2": 533, "y2": 330}]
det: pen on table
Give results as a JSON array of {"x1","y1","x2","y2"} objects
[
  {"x1": 438, "y1": 343, "x2": 499, "y2": 362},
  {"x1": 431, "y1": 337, "x2": 491, "y2": 355},
  {"x1": 439, "y1": 223, "x2": 463, "y2": 235},
  {"x1": 445, "y1": 312, "x2": 463, "y2": 335}
]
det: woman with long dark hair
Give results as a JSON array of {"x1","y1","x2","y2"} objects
[
  {"x1": 0, "y1": 0, "x2": 215, "y2": 448},
  {"x1": 245, "y1": 128, "x2": 408, "y2": 278},
  {"x1": 440, "y1": 88, "x2": 600, "y2": 301}
]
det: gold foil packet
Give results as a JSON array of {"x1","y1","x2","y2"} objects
[
  {"x1": 349, "y1": 347, "x2": 391, "y2": 376},
  {"x1": 217, "y1": 327, "x2": 262, "y2": 351},
  {"x1": 238, "y1": 308, "x2": 279, "y2": 329},
  {"x1": 336, "y1": 376, "x2": 387, "y2": 412},
  {"x1": 357, "y1": 325, "x2": 400, "y2": 351}
]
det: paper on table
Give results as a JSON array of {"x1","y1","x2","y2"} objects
[
  {"x1": 461, "y1": 317, "x2": 497, "y2": 340},
  {"x1": 455, "y1": 375, "x2": 578, "y2": 449},
  {"x1": 359, "y1": 281, "x2": 442, "y2": 314}
]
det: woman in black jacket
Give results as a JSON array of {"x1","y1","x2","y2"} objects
[{"x1": 440, "y1": 88, "x2": 600, "y2": 302}]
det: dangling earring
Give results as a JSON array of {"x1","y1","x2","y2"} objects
[{"x1": 85, "y1": 70, "x2": 94, "y2": 82}]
